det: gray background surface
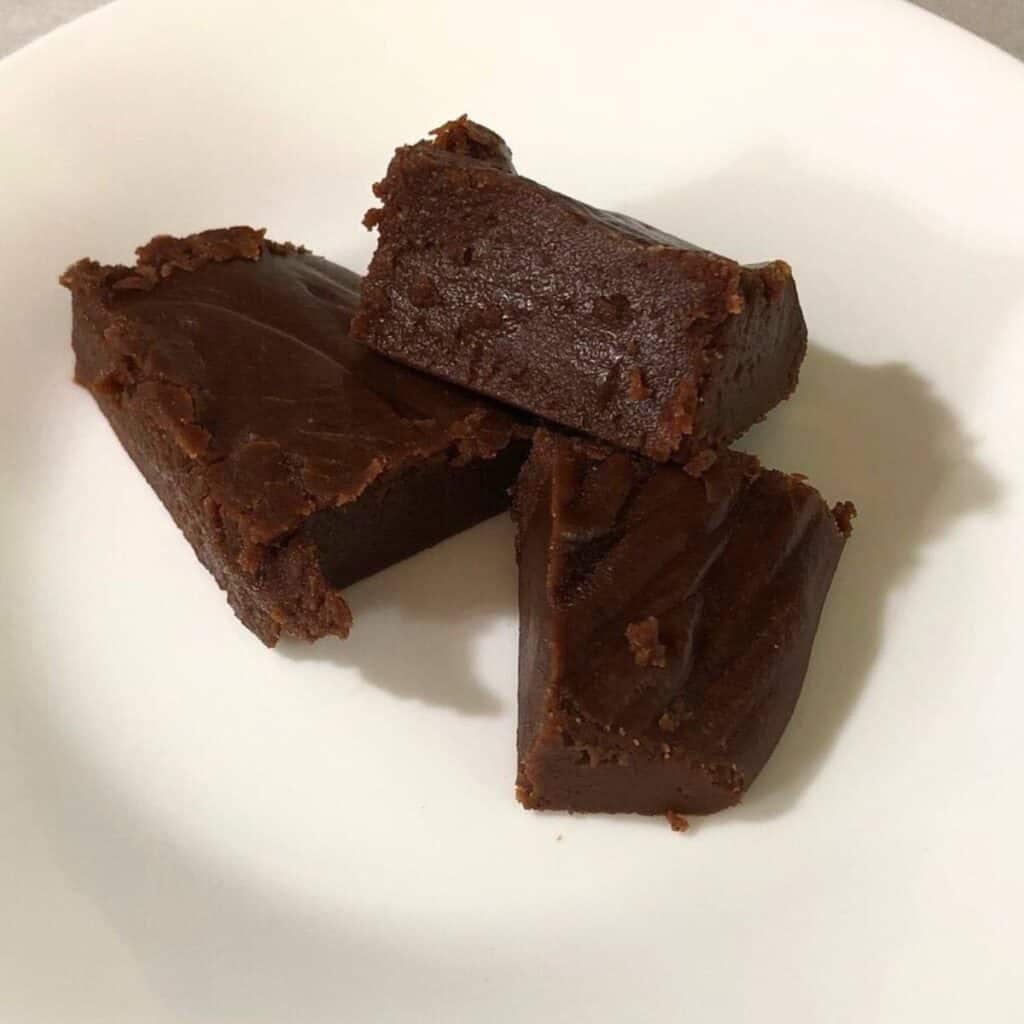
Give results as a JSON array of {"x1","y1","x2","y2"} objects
[{"x1": 1, "y1": 0, "x2": 1023, "y2": 61}]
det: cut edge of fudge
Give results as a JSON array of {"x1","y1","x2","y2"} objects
[
  {"x1": 513, "y1": 430, "x2": 854, "y2": 817},
  {"x1": 354, "y1": 116, "x2": 807, "y2": 462},
  {"x1": 62, "y1": 227, "x2": 529, "y2": 646}
]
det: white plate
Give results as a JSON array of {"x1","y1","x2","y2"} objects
[{"x1": 3, "y1": 1, "x2": 1023, "y2": 1020}]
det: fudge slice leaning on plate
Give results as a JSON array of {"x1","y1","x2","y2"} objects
[
  {"x1": 513, "y1": 430, "x2": 854, "y2": 818},
  {"x1": 62, "y1": 227, "x2": 529, "y2": 646}
]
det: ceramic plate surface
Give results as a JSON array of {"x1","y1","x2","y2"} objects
[{"x1": 2, "y1": 1, "x2": 1023, "y2": 1020}]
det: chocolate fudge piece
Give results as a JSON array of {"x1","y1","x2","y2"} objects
[
  {"x1": 514, "y1": 431, "x2": 853, "y2": 816},
  {"x1": 354, "y1": 116, "x2": 807, "y2": 462},
  {"x1": 62, "y1": 227, "x2": 528, "y2": 646}
]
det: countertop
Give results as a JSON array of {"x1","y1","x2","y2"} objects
[{"x1": 2, "y1": 0, "x2": 1023, "y2": 62}]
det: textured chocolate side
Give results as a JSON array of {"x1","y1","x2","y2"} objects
[{"x1": 355, "y1": 116, "x2": 807, "y2": 462}]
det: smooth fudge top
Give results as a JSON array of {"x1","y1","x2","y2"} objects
[
  {"x1": 354, "y1": 116, "x2": 807, "y2": 462},
  {"x1": 514, "y1": 431, "x2": 854, "y2": 814},
  {"x1": 60, "y1": 227, "x2": 520, "y2": 560}
]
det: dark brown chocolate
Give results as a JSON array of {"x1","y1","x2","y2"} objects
[
  {"x1": 62, "y1": 227, "x2": 528, "y2": 646},
  {"x1": 514, "y1": 431, "x2": 853, "y2": 816},
  {"x1": 354, "y1": 116, "x2": 807, "y2": 462}
]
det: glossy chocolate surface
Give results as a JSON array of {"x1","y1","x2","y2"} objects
[
  {"x1": 514, "y1": 431, "x2": 853, "y2": 815},
  {"x1": 63, "y1": 227, "x2": 526, "y2": 644}
]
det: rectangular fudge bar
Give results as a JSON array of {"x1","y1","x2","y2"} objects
[
  {"x1": 62, "y1": 227, "x2": 528, "y2": 646},
  {"x1": 353, "y1": 117, "x2": 807, "y2": 463},
  {"x1": 513, "y1": 431, "x2": 853, "y2": 816}
]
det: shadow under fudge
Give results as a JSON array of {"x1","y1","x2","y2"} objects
[
  {"x1": 725, "y1": 344, "x2": 1001, "y2": 819},
  {"x1": 277, "y1": 514, "x2": 517, "y2": 717}
]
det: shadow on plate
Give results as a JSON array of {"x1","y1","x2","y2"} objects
[
  {"x1": 735, "y1": 345, "x2": 1000, "y2": 821},
  {"x1": 276, "y1": 514, "x2": 518, "y2": 716}
]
